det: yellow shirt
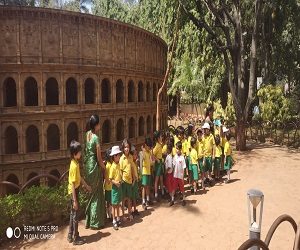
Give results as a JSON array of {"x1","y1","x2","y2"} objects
[
  {"x1": 190, "y1": 148, "x2": 198, "y2": 165},
  {"x1": 153, "y1": 142, "x2": 163, "y2": 160},
  {"x1": 142, "y1": 149, "x2": 151, "y2": 175},
  {"x1": 182, "y1": 139, "x2": 189, "y2": 156},
  {"x1": 224, "y1": 141, "x2": 232, "y2": 156},
  {"x1": 221, "y1": 136, "x2": 227, "y2": 148},
  {"x1": 215, "y1": 145, "x2": 222, "y2": 158},
  {"x1": 203, "y1": 133, "x2": 215, "y2": 157},
  {"x1": 109, "y1": 161, "x2": 122, "y2": 182},
  {"x1": 197, "y1": 139, "x2": 204, "y2": 159},
  {"x1": 172, "y1": 147, "x2": 177, "y2": 156},
  {"x1": 162, "y1": 144, "x2": 168, "y2": 155},
  {"x1": 174, "y1": 135, "x2": 180, "y2": 146},
  {"x1": 120, "y1": 154, "x2": 134, "y2": 184},
  {"x1": 187, "y1": 136, "x2": 192, "y2": 152},
  {"x1": 68, "y1": 159, "x2": 81, "y2": 194},
  {"x1": 132, "y1": 161, "x2": 139, "y2": 180},
  {"x1": 104, "y1": 162, "x2": 112, "y2": 191}
]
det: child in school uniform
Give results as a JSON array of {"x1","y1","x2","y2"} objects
[
  {"x1": 104, "y1": 148, "x2": 112, "y2": 220},
  {"x1": 131, "y1": 145, "x2": 140, "y2": 216},
  {"x1": 189, "y1": 137, "x2": 199, "y2": 194},
  {"x1": 196, "y1": 129, "x2": 205, "y2": 190},
  {"x1": 153, "y1": 130, "x2": 165, "y2": 201},
  {"x1": 140, "y1": 137, "x2": 153, "y2": 210},
  {"x1": 164, "y1": 143, "x2": 174, "y2": 202},
  {"x1": 202, "y1": 122, "x2": 215, "y2": 185},
  {"x1": 109, "y1": 145, "x2": 123, "y2": 230},
  {"x1": 67, "y1": 140, "x2": 91, "y2": 245},
  {"x1": 224, "y1": 133, "x2": 234, "y2": 183},
  {"x1": 120, "y1": 139, "x2": 134, "y2": 221},
  {"x1": 213, "y1": 135, "x2": 222, "y2": 181},
  {"x1": 170, "y1": 141, "x2": 187, "y2": 206}
]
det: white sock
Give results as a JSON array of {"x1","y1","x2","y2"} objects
[
  {"x1": 227, "y1": 170, "x2": 231, "y2": 180},
  {"x1": 171, "y1": 195, "x2": 174, "y2": 201},
  {"x1": 113, "y1": 219, "x2": 116, "y2": 224},
  {"x1": 147, "y1": 195, "x2": 150, "y2": 201},
  {"x1": 162, "y1": 188, "x2": 165, "y2": 195},
  {"x1": 143, "y1": 198, "x2": 146, "y2": 203},
  {"x1": 155, "y1": 193, "x2": 158, "y2": 198}
]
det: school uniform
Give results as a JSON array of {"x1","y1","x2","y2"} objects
[
  {"x1": 141, "y1": 149, "x2": 152, "y2": 186},
  {"x1": 109, "y1": 162, "x2": 122, "y2": 205},
  {"x1": 120, "y1": 154, "x2": 134, "y2": 199},
  {"x1": 172, "y1": 154, "x2": 186, "y2": 193},
  {"x1": 104, "y1": 162, "x2": 112, "y2": 203},
  {"x1": 203, "y1": 133, "x2": 215, "y2": 172},
  {"x1": 153, "y1": 142, "x2": 163, "y2": 176},
  {"x1": 164, "y1": 153, "x2": 174, "y2": 193},
  {"x1": 189, "y1": 148, "x2": 199, "y2": 181},
  {"x1": 214, "y1": 145, "x2": 222, "y2": 171},
  {"x1": 224, "y1": 141, "x2": 233, "y2": 170}
]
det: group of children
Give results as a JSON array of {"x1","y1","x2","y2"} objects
[{"x1": 67, "y1": 120, "x2": 234, "y2": 244}]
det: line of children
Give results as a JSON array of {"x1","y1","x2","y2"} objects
[{"x1": 67, "y1": 123, "x2": 235, "y2": 238}]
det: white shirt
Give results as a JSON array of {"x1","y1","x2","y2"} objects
[
  {"x1": 173, "y1": 154, "x2": 186, "y2": 179},
  {"x1": 165, "y1": 154, "x2": 173, "y2": 174}
]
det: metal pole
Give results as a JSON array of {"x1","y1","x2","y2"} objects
[{"x1": 250, "y1": 207, "x2": 260, "y2": 250}]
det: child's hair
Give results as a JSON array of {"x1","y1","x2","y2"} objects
[
  {"x1": 70, "y1": 140, "x2": 82, "y2": 157},
  {"x1": 205, "y1": 105, "x2": 214, "y2": 118},
  {"x1": 153, "y1": 130, "x2": 161, "y2": 143},
  {"x1": 190, "y1": 137, "x2": 197, "y2": 148},
  {"x1": 197, "y1": 129, "x2": 203, "y2": 136},
  {"x1": 121, "y1": 138, "x2": 131, "y2": 152},
  {"x1": 176, "y1": 126, "x2": 185, "y2": 136},
  {"x1": 167, "y1": 143, "x2": 173, "y2": 154},
  {"x1": 175, "y1": 141, "x2": 182, "y2": 150},
  {"x1": 144, "y1": 137, "x2": 153, "y2": 148},
  {"x1": 215, "y1": 135, "x2": 221, "y2": 146},
  {"x1": 105, "y1": 148, "x2": 112, "y2": 163},
  {"x1": 89, "y1": 114, "x2": 100, "y2": 131},
  {"x1": 225, "y1": 133, "x2": 231, "y2": 141},
  {"x1": 169, "y1": 135, "x2": 175, "y2": 147},
  {"x1": 187, "y1": 124, "x2": 194, "y2": 137}
]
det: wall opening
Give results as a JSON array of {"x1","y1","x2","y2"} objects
[
  {"x1": 24, "y1": 77, "x2": 38, "y2": 106},
  {"x1": 3, "y1": 77, "x2": 17, "y2": 107},
  {"x1": 67, "y1": 122, "x2": 79, "y2": 147},
  {"x1": 128, "y1": 80, "x2": 135, "y2": 102},
  {"x1": 138, "y1": 116, "x2": 145, "y2": 136},
  {"x1": 84, "y1": 78, "x2": 95, "y2": 104},
  {"x1": 138, "y1": 81, "x2": 144, "y2": 102},
  {"x1": 146, "y1": 82, "x2": 151, "y2": 102},
  {"x1": 48, "y1": 169, "x2": 60, "y2": 187},
  {"x1": 47, "y1": 124, "x2": 60, "y2": 150},
  {"x1": 116, "y1": 118, "x2": 124, "y2": 141},
  {"x1": 102, "y1": 119, "x2": 111, "y2": 143},
  {"x1": 66, "y1": 77, "x2": 78, "y2": 104},
  {"x1": 153, "y1": 83, "x2": 157, "y2": 101},
  {"x1": 26, "y1": 172, "x2": 40, "y2": 188},
  {"x1": 26, "y1": 125, "x2": 39, "y2": 152},
  {"x1": 46, "y1": 77, "x2": 59, "y2": 105},
  {"x1": 101, "y1": 78, "x2": 111, "y2": 103},
  {"x1": 116, "y1": 79, "x2": 124, "y2": 103},
  {"x1": 4, "y1": 126, "x2": 18, "y2": 154},
  {"x1": 128, "y1": 117, "x2": 135, "y2": 138},
  {"x1": 147, "y1": 115, "x2": 151, "y2": 134},
  {"x1": 6, "y1": 174, "x2": 19, "y2": 195}
]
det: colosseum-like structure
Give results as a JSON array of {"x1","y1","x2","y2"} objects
[{"x1": 0, "y1": 6, "x2": 168, "y2": 196}]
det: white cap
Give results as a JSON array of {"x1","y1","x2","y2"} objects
[
  {"x1": 223, "y1": 126, "x2": 229, "y2": 133},
  {"x1": 202, "y1": 122, "x2": 210, "y2": 129},
  {"x1": 110, "y1": 146, "x2": 122, "y2": 156}
]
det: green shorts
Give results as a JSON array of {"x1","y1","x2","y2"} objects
[
  {"x1": 214, "y1": 157, "x2": 221, "y2": 171},
  {"x1": 142, "y1": 175, "x2": 151, "y2": 186},
  {"x1": 190, "y1": 164, "x2": 199, "y2": 181},
  {"x1": 204, "y1": 157, "x2": 212, "y2": 172},
  {"x1": 224, "y1": 155, "x2": 233, "y2": 170},
  {"x1": 132, "y1": 181, "x2": 139, "y2": 200},
  {"x1": 105, "y1": 190, "x2": 111, "y2": 203},
  {"x1": 198, "y1": 158, "x2": 204, "y2": 173},
  {"x1": 122, "y1": 181, "x2": 133, "y2": 199},
  {"x1": 186, "y1": 156, "x2": 192, "y2": 171},
  {"x1": 111, "y1": 184, "x2": 122, "y2": 205},
  {"x1": 155, "y1": 160, "x2": 163, "y2": 176}
]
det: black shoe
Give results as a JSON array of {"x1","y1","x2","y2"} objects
[
  {"x1": 133, "y1": 209, "x2": 140, "y2": 216},
  {"x1": 190, "y1": 188, "x2": 194, "y2": 194},
  {"x1": 146, "y1": 201, "x2": 150, "y2": 206},
  {"x1": 117, "y1": 220, "x2": 121, "y2": 226},
  {"x1": 142, "y1": 203, "x2": 147, "y2": 210},
  {"x1": 113, "y1": 222, "x2": 119, "y2": 230},
  {"x1": 169, "y1": 201, "x2": 174, "y2": 206},
  {"x1": 73, "y1": 236, "x2": 85, "y2": 245},
  {"x1": 67, "y1": 234, "x2": 73, "y2": 243},
  {"x1": 182, "y1": 200, "x2": 186, "y2": 206}
]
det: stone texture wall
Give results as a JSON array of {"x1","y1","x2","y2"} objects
[{"x1": 0, "y1": 6, "x2": 168, "y2": 196}]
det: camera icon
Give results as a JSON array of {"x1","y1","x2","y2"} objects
[{"x1": 6, "y1": 227, "x2": 21, "y2": 239}]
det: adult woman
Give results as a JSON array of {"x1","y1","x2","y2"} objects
[{"x1": 84, "y1": 114, "x2": 106, "y2": 229}]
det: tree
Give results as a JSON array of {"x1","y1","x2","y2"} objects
[{"x1": 180, "y1": 0, "x2": 264, "y2": 150}]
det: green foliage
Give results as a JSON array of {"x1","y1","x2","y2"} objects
[
  {"x1": 213, "y1": 93, "x2": 236, "y2": 127},
  {"x1": 257, "y1": 85, "x2": 293, "y2": 122},
  {"x1": 0, "y1": 183, "x2": 89, "y2": 241}
]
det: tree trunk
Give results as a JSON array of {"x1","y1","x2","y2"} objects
[
  {"x1": 235, "y1": 118, "x2": 247, "y2": 150},
  {"x1": 176, "y1": 91, "x2": 180, "y2": 118}
]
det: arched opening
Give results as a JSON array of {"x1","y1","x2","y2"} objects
[
  {"x1": 116, "y1": 118, "x2": 124, "y2": 141},
  {"x1": 138, "y1": 116, "x2": 145, "y2": 136},
  {"x1": 66, "y1": 77, "x2": 78, "y2": 104},
  {"x1": 128, "y1": 80, "x2": 135, "y2": 102},
  {"x1": 153, "y1": 83, "x2": 157, "y2": 101},
  {"x1": 146, "y1": 82, "x2": 151, "y2": 102},
  {"x1": 116, "y1": 79, "x2": 124, "y2": 103},
  {"x1": 27, "y1": 172, "x2": 40, "y2": 188},
  {"x1": 47, "y1": 124, "x2": 60, "y2": 150},
  {"x1": 5, "y1": 126, "x2": 18, "y2": 154},
  {"x1": 67, "y1": 122, "x2": 78, "y2": 147},
  {"x1": 3, "y1": 77, "x2": 17, "y2": 107},
  {"x1": 147, "y1": 115, "x2": 151, "y2": 134},
  {"x1": 24, "y1": 77, "x2": 38, "y2": 106},
  {"x1": 26, "y1": 125, "x2": 39, "y2": 153},
  {"x1": 84, "y1": 78, "x2": 95, "y2": 104},
  {"x1": 153, "y1": 114, "x2": 156, "y2": 132},
  {"x1": 6, "y1": 174, "x2": 19, "y2": 195},
  {"x1": 101, "y1": 78, "x2": 111, "y2": 103},
  {"x1": 102, "y1": 119, "x2": 111, "y2": 143},
  {"x1": 128, "y1": 117, "x2": 135, "y2": 138},
  {"x1": 138, "y1": 81, "x2": 144, "y2": 102},
  {"x1": 46, "y1": 77, "x2": 59, "y2": 105},
  {"x1": 48, "y1": 169, "x2": 60, "y2": 187}
]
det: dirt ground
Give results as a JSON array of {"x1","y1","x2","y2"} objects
[{"x1": 4, "y1": 142, "x2": 300, "y2": 250}]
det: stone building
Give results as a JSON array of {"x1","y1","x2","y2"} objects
[{"x1": 0, "y1": 6, "x2": 168, "y2": 196}]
